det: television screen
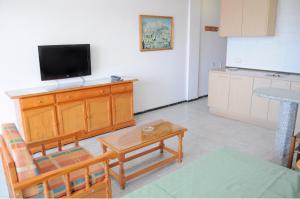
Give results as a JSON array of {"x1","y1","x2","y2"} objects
[{"x1": 38, "y1": 44, "x2": 91, "y2": 81}]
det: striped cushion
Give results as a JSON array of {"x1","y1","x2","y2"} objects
[
  {"x1": 1, "y1": 123, "x2": 40, "y2": 197},
  {"x1": 34, "y1": 147, "x2": 104, "y2": 198}
]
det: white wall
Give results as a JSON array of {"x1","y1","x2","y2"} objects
[
  {"x1": 0, "y1": 0, "x2": 189, "y2": 123},
  {"x1": 226, "y1": 0, "x2": 300, "y2": 73},
  {"x1": 198, "y1": 0, "x2": 227, "y2": 96},
  {"x1": 186, "y1": 0, "x2": 201, "y2": 100}
]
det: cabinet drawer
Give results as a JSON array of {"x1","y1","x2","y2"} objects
[
  {"x1": 56, "y1": 87, "x2": 110, "y2": 103},
  {"x1": 21, "y1": 95, "x2": 55, "y2": 109},
  {"x1": 111, "y1": 83, "x2": 133, "y2": 94}
]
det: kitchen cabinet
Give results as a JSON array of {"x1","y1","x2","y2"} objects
[
  {"x1": 228, "y1": 75, "x2": 253, "y2": 116},
  {"x1": 208, "y1": 72, "x2": 230, "y2": 111},
  {"x1": 208, "y1": 69, "x2": 299, "y2": 130},
  {"x1": 251, "y1": 78, "x2": 271, "y2": 121},
  {"x1": 220, "y1": 0, "x2": 277, "y2": 37}
]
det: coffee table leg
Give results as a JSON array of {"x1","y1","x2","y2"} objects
[
  {"x1": 159, "y1": 140, "x2": 164, "y2": 154},
  {"x1": 118, "y1": 154, "x2": 126, "y2": 189},
  {"x1": 178, "y1": 134, "x2": 183, "y2": 163},
  {"x1": 102, "y1": 143, "x2": 107, "y2": 153}
]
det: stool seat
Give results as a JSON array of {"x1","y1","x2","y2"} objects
[
  {"x1": 288, "y1": 133, "x2": 300, "y2": 168},
  {"x1": 296, "y1": 160, "x2": 300, "y2": 169}
]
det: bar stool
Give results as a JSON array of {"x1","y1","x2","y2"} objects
[{"x1": 288, "y1": 132, "x2": 300, "y2": 168}]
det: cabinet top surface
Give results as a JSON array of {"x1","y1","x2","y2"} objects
[
  {"x1": 6, "y1": 77, "x2": 138, "y2": 99},
  {"x1": 98, "y1": 120, "x2": 187, "y2": 153},
  {"x1": 210, "y1": 68, "x2": 300, "y2": 82},
  {"x1": 255, "y1": 88, "x2": 300, "y2": 103}
]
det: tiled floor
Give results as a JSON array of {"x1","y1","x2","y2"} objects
[{"x1": 0, "y1": 98, "x2": 276, "y2": 197}]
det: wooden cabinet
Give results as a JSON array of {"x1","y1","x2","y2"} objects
[
  {"x1": 228, "y1": 75, "x2": 253, "y2": 116},
  {"x1": 111, "y1": 83, "x2": 134, "y2": 126},
  {"x1": 208, "y1": 70, "x2": 299, "y2": 130},
  {"x1": 208, "y1": 72, "x2": 230, "y2": 111},
  {"x1": 268, "y1": 80, "x2": 290, "y2": 125},
  {"x1": 251, "y1": 78, "x2": 271, "y2": 121},
  {"x1": 219, "y1": 0, "x2": 243, "y2": 37},
  {"x1": 86, "y1": 96, "x2": 111, "y2": 132},
  {"x1": 23, "y1": 106, "x2": 58, "y2": 141},
  {"x1": 112, "y1": 93, "x2": 134, "y2": 125},
  {"x1": 242, "y1": 0, "x2": 277, "y2": 36},
  {"x1": 12, "y1": 80, "x2": 136, "y2": 143},
  {"x1": 220, "y1": 0, "x2": 277, "y2": 37},
  {"x1": 57, "y1": 101, "x2": 87, "y2": 135}
]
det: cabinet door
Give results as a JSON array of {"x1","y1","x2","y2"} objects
[
  {"x1": 268, "y1": 80, "x2": 290, "y2": 124},
  {"x1": 242, "y1": 0, "x2": 275, "y2": 36},
  {"x1": 251, "y1": 78, "x2": 271, "y2": 121},
  {"x1": 228, "y1": 75, "x2": 253, "y2": 116},
  {"x1": 291, "y1": 82, "x2": 300, "y2": 134},
  {"x1": 86, "y1": 96, "x2": 111, "y2": 132},
  {"x1": 112, "y1": 92, "x2": 134, "y2": 125},
  {"x1": 57, "y1": 101, "x2": 86, "y2": 135},
  {"x1": 219, "y1": 0, "x2": 243, "y2": 37},
  {"x1": 208, "y1": 72, "x2": 230, "y2": 111},
  {"x1": 23, "y1": 106, "x2": 58, "y2": 142}
]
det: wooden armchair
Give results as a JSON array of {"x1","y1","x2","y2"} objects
[{"x1": 0, "y1": 123, "x2": 116, "y2": 198}]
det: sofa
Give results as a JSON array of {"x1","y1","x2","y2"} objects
[{"x1": 0, "y1": 123, "x2": 116, "y2": 198}]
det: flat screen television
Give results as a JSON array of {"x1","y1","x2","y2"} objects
[{"x1": 38, "y1": 44, "x2": 91, "y2": 81}]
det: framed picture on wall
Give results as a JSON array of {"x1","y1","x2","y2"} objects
[{"x1": 139, "y1": 15, "x2": 174, "y2": 51}]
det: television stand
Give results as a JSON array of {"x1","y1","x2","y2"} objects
[{"x1": 6, "y1": 78, "x2": 137, "y2": 147}]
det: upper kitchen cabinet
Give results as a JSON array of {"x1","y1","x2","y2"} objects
[
  {"x1": 219, "y1": 0, "x2": 243, "y2": 37},
  {"x1": 219, "y1": 0, "x2": 278, "y2": 37}
]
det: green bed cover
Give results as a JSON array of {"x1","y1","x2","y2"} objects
[{"x1": 124, "y1": 148, "x2": 300, "y2": 198}]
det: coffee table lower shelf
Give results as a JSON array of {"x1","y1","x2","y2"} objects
[{"x1": 110, "y1": 145, "x2": 179, "y2": 188}]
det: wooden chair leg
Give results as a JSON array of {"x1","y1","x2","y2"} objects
[
  {"x1": 288, "y1": 136, "x2": 296, "y2": 168},
  {"x1": 159, "y1": 141, "x2": 164, "y2": 154},
  {"x1": 104, "y1": 160, "x2": 112, "y2": 198}
]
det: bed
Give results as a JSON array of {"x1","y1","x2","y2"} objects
[{"x1": 125, "y1": 148, "x2": 300, "y2": 198}]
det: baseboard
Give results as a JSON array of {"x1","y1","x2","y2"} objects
[
  {"x1": 187, "y1": 95, "x2": 208, "y2": 102},
  {"x1": 134, "y1": 101, "x2": 186, "y2": 115},
  {"x1": 134, "y1": 95, "x2": 208, "y2": 115}
]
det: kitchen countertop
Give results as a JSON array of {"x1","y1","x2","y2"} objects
[
  {"x1": 210, "y1": 68, "x2": 300, "y2": 82},
  {"x1": 255, "y1": 88, "x2": 300, "y2": 103}
]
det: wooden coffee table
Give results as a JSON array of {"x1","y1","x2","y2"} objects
[{"x1": 97, "y1": 120, "x2": 187, "y2": 189}]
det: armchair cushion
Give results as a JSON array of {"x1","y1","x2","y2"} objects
[
  {"x1": 1, "y1": 123, "x2": 40, "y2": 197},
  {"x1": 33, "y1": 147, "x2": 104, "y2": 198}
]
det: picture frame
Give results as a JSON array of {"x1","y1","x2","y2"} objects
[{"x1": 139, "y1": 15, "x2": 174, "y2": 52}]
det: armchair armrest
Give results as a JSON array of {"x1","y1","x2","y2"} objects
[
  {"x1": 295, "y1": 132, "x2": 300, "y2": 139},
  {"x1": 13, "y1": 151, "x2": 117, "y2": 198},
  {"x1": 26, "y1": 130, "x2": 85, "y2": 154}
]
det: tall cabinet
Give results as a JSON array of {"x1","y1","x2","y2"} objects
[
  {"x1": 220, "y1": 0, "x2": 278, "y2": 37},
  {"x1": 9, "y1": 80, "x2": 136, "y2": 143}
]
